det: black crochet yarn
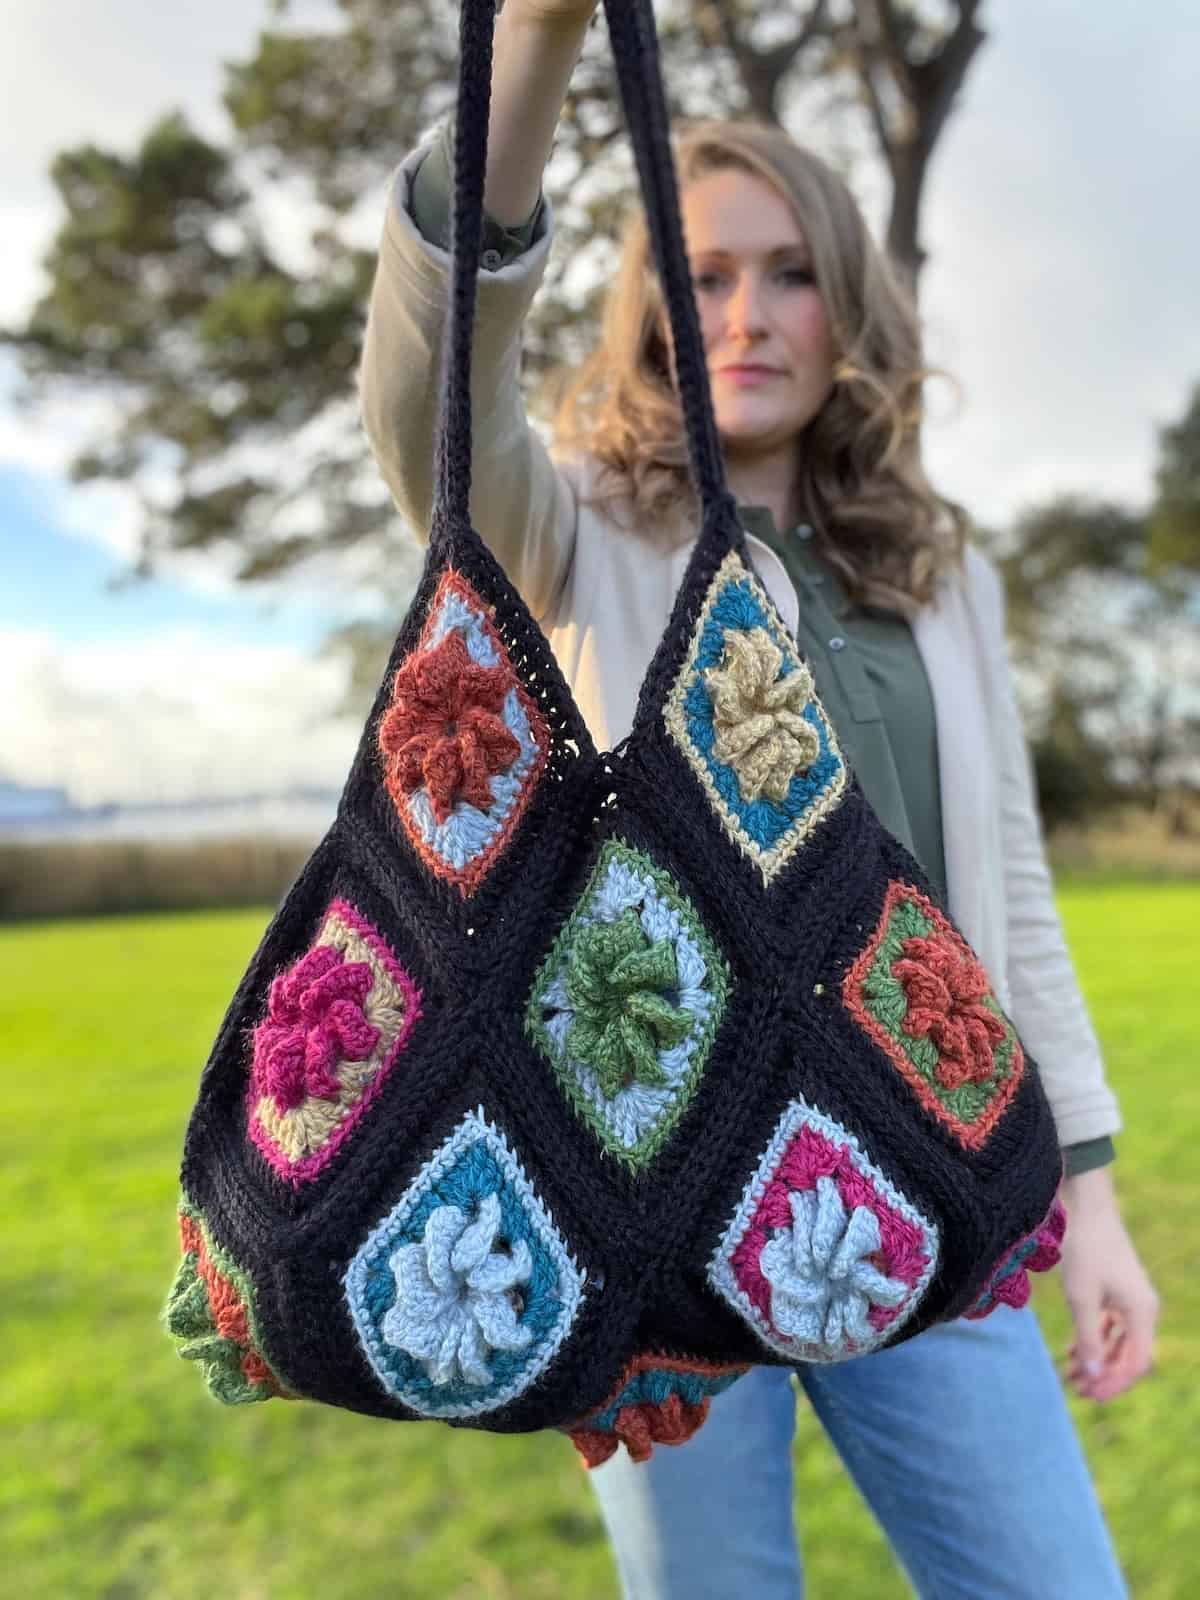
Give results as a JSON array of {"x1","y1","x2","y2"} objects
[{"x1": 165, "y1": 0, "x2": 1065, "y2": 1464}]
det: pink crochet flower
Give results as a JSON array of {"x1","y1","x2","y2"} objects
[
  {"x1": 965, "y1": 1197, "x2": 1068, "y2": 1319},
  {"x1": 252, "y1": 945, "x2": 381, "y2": 1113}
]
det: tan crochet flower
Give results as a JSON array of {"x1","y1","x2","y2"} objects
[{"x1": 703, "y1": 628, "x2": 821, "y2": 803}]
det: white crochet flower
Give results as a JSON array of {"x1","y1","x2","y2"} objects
[
  {"x1": 382, "y1": 1190, "x2": 534, "y2": 1386},
  {"x1": 759, "y1": 1175, "x2": 910, "y2": 1349}
]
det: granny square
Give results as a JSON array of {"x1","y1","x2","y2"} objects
[
  {"x1": 526, "y1": 838, "x2": 732, "y2": 1173},
  {"x1": 563, "y1": 1351, "x2": 749, "y2": 1467},
  {"x1": 844, "y1": 881, "x2": 1025, "y2": 1150},
  {"x1": 965, "y1": 1196, "x2": 1067, "y2": 1320},
  {"x1": 163, "y1": 1197, "x2": 290, "y2": 1403},
  {"x1": 246, "y1": 898, "x2": 423, "y2": 1186},
  {"x1": 344, "y1": 1108, "x2": 587, "y2": 1419},
  {"x1": 709, "y1": 1099, "x2": 938, "y2": 1363},
  {"x1": 377, "y1": 567, "x2": 550, "y2": 896},
  {"x1": 663, "y1": 549, "x2": 847, "y2": 885}
]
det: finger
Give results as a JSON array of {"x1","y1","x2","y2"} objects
[
  {"x1": 1064, "y1": 1340, "x2": 1104, "y2": 1388},
  {"x1": 1077, "y1": 1306, "x2": 1132, "y2": 1375},
  {"x1": 1087, "y1": 1365, "x2": 1138, "y2": 1402},
  {"x1": 1066, "y1": 1318, "x2": 1128, "y2": 1399},
  {"x1": 1092, "y1": 1296, "x2": 1159, "y2": 1395},
  {"x1": 1066, "y1": 1296, "x2": 1108, "y2": 1374},
  {"x1": 1068, "y1": 1330, "x2": 1122, "y2": 1399},
  {"x1": 1064, "y1": 1353, "x2": 1103, "y2": 1399},
  {"x1": 1086, "y1": 1331, "x2": 1155, "y2": 1402},
  {"x1": 1066, "y1": 1342, "x2": 1107, "y2": 1386}
]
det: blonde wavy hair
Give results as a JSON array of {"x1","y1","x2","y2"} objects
[{"x1": 545, "y1": 118, "x2": 968, "y2": 611}]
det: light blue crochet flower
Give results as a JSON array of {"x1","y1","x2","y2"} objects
[
  {"x1": 382, "y1": 1190, "x2": 534, "y2": 1386},
  {"x1": 759, "y1": 1176, "x2": 910, "y2": 1348}
]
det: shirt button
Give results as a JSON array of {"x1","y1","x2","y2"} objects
[
  {"x1": 795, "y1": 522, "x2": 814, "y2": 540},
  {"x1": 481, "y1": 248, "x2": 502, "y2": 270},
  {"x1": 828, "y1": 635, "x2": 847, "y2": 652}
]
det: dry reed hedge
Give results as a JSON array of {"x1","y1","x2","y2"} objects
[{"x1": 0, "y1": 836, "x2": 314, "y2": 921}]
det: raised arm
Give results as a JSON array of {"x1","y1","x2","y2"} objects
[
  {"x1": 358, "y1": 0, "x2": 599, "y2": 621},
  {"x1": 483, "y1": 1, "x2": 599, "y2": 225}
]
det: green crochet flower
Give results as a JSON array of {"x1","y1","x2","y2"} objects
[
  {"x1": 163, "y1": 1249, "x2": 269, "y2": 1405},
  {"x1": 563, "y1": 910, "x2": 692, "y2": 1098},
  {"x1": 162, "y1": 1201, "x2": 286, "y2": 1405}
]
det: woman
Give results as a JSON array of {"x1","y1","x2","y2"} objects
[{"x1": 359, "y1": 1, "x2": 1160, "y2": 1593}]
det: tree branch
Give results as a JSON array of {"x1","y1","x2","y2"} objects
[
  {"x1": 840, "y1": 15, "x2": 894, "y2": 171},
  {"x1": 909, "y1": 0, "x2": 986, "y2": 157},
  {"x1": 841, "y1": 0, "x2": 988, "y2": 283},
  {"x1": 689, "y1": 0, "x2": 830, "y2": 122},
  {"x1": 863, "y1": 0, "x2": 914, "y2": 103}
]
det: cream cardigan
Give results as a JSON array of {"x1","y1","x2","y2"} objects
[{"x1": 358, "y1": 144, "x2": 1122, "y2": 1151}]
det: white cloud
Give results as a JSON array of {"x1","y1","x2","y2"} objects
[
  {"x1": 0, "y1": 625, "x2": 361, "y2": 806},
  {"x1": 918, "y1": 0, "x2": 1200, "y2": 526}
]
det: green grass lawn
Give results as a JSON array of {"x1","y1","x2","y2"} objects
[{"x1": 3, "y1": 882, "x2": 1197, "y2": 1598}]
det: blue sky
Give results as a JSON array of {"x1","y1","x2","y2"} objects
[
  {"x1": 2, "y1": 0, "x2": 1198, "y2": 805},
  {"x1": 0, "y1": 457, "x2": 362, "y2": 807},
  {"x1": 1, "y1": 465, "x2": 334, "y2": 651}
]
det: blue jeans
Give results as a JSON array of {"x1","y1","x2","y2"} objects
[{"x1": 587, "y1": 1306, "x2": 1127, "y2": 1598}]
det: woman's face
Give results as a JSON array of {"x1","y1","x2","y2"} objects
[{"x1": 674, "y1": 169, "x2": 836, "y2": 449}]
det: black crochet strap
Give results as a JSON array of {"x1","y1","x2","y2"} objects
[
  {"x1": 431, "y1": 0, "x2": 740, "y2": 553},
  {"x1": 598, "y1": 0, "x2": 734, "y2": 522},
  {"x1": 429, "y1": 0, "x2": 494, "y2": 548}
]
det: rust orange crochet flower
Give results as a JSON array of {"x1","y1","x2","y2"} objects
[
  {"x1": 892, "y1": 934, "x2": 1008, "y2": 1089},
  {"x1": 380, "y1": 630, "x2": 521, "y2": 824}
]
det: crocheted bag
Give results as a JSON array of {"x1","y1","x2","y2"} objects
[{"x1": 163, "y1": 0, "x2": 1067, "y2": 1467}]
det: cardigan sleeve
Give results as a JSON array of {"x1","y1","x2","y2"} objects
[
  {"x1": 358, "y1": 138, "x2": 578, "y2": 623},
  {"x1": 971, "y1": 551, "x2": 1123, "y2": 1153},
  {"x1": 409, "y1": 118, "x2": 544, "y2": 268}
]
